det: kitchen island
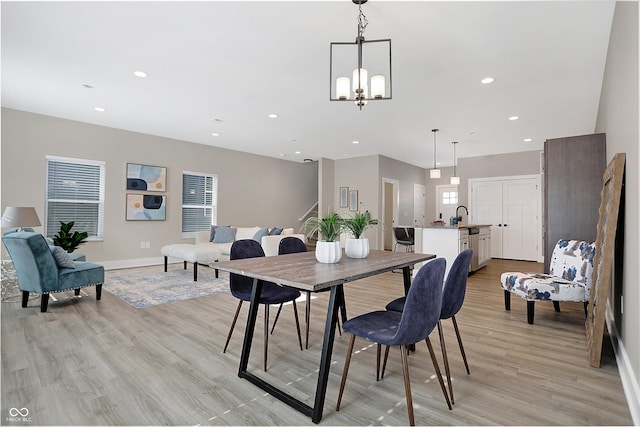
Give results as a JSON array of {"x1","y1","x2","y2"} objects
[{"x1": 414, "y1": 224, "x2": 491, "y2": 278}]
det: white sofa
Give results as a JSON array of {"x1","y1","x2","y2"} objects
[{"x1": 194, "y1": 226, "x2": 306, "y2": 260}]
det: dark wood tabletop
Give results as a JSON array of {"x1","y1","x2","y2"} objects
[{"x1": 214, "y1": 249, "x2": 436, "y2": 292}]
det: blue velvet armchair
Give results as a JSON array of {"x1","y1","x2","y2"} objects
[{"x1": 2, "y1": 231, "x2": 104, "y2": 312}]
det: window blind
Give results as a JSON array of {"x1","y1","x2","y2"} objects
[
  {"x1": 45, "y1": 156, "x2": 105, "y2": 239},
  {"x1": 182, "y1": 171, "x2": 217, "y2": 237}
]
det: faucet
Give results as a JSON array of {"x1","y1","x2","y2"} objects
[{"x1": 455, "y1": 205, "x2": 468, "y2": 223}]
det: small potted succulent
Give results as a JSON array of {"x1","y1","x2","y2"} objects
[
  {"x1": 343, "y1": 211, "x2": 375, "y2": 258},
  {"x1": 302, "y1": 212, "x2": 345, "y2": 263}
]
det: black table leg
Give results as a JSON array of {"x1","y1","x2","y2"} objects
[
  {"x1": 239, "y1": 278, "x2": 262, "y2": 373},
  {"x1": 311, "y1": 284, "x2": 343, "y2": 423},
  {"x1": 402, "y1": 266, "x2": 416, "y2": 352}
]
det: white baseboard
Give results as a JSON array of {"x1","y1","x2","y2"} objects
[{"x1": 606, "y1": 303, "x2": 640, "y2": 425}]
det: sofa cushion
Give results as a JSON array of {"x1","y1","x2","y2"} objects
[
  {"x1": 51, "y1": 246, "x2": 76, "y2": 269},
  {"x1": 252, "y1": 227, "x2": 269, "y2": 242},
  {"x1": 213, "y1": 226, "x2": 237, "y2": 243},
  {"x1": 209, "y1": 225, "x2": 219, "y2": 242},
  {"x1": 235, "y1": 226, "x2": 261, "y2": 240},
  {"x1": 269, "y1": 227, "x2": 283, "y2": 235}
]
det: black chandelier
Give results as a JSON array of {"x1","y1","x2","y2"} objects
[{"x1": 330, "y1": 0, "x2": 392, "y2": 110}]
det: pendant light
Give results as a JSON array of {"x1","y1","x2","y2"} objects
[
  {"x1": 450, "y1": 141, "x2": 460, "y2": 185},
  {"x1": 430, "y1": 129, "x2": 441, "y2": 179}
]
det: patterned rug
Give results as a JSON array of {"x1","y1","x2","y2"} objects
[{"x1": 104, "y1": 264, "x2": 229, "y2": 308}]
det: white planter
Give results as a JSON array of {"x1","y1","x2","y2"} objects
[
  {"x1": 345, "y1": 238, "x2": 370, "y2": 258},
  {"x1": 315, "y1": 241, "x2": 342, "y2": 264}
]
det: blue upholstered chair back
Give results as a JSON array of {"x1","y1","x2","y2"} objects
[
  {"x1": 278, "y1": 236, "x2": 307, "y2": 255},
  {"x1": 2, "y1": 232, "x2": 61, "y2": 294},
  {"x1": 389, "y1": 257, "x2": 446, "y2": 346},
  {"x1": 440, "y1": 249, "x2": 473, "y2": 320}
]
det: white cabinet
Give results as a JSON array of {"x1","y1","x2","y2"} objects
[{"x1": 478, "y1": 227, "x2": 491, "y2": 268}]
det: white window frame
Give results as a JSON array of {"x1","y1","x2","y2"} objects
[
  {"x1": 45, "y1": 155, "x2": 106, "y2": 241},
  {"x1": 182, "y1": 171, "x2": 217, "y2": 239}
]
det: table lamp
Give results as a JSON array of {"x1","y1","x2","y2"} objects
[{"x1": 1, "y1": 207, "x2": 41, "y2": 231}]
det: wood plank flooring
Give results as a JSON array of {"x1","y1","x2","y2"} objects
[{"x1": 1, "y1": 259, "x2": 633, "y2": 425}]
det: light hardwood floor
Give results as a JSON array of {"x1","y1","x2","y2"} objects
[{"x1": 1, "y1": 259, "x2": 633, "y2": 425}]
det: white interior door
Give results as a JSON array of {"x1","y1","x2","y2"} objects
[
  {"x1": 471, "y1": 180, "x2": 503, "y2": 258},
  {"x1": 502, "y1": 178, "x2": 539, "y2": 261},
  {"x1": 470, "y1": 176, "x2": 540, "y2": 261},
  {"x1": 436, "y1": 184, "x2": 458, "y2": 224},
  {"x1": 413, "y1": 184, "x2": 425, "y2": 227}
]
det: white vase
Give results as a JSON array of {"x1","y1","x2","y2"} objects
[
  {"x1": 345, "y1": 238, "x2": 370, "y2": 258},
  {"x1": 315, "y1": 241, "x2": 342, "y2": 264}
]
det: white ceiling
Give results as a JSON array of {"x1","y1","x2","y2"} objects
[{"x1": 1, "y1": 1, "x2": 615, "y2": 169}]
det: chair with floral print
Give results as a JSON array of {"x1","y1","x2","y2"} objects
[{"x1": 500, "y1": 239, "x2": 596, "y2": 324}]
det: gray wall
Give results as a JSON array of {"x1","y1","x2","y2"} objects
[
  {"x1": 1, "y1": 108, "x2": 318, "y2": 265},
  {"x1": 595, "y1": 1, "x2": 639, "y2": 412}
]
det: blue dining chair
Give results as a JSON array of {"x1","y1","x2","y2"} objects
[
  {"x1": 335, "y1": 258, "x2": 451, "y2": 426},
  {"x1": 222, "y1": 239, "x2": 303, "y2": 371},
  {"x1": 383, "y1": 249, "x2": 473, "y2": 404},
  {"x1": 276, "y1": 236, "x2": 343, "y2": 349}
]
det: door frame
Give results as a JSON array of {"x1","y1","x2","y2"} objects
[
  {"x1": 381, "y1": 177, "x2": 399, "y2": 251},
  {"x1": 468, "y1": 174, "x2": 543, "y2": 262}
]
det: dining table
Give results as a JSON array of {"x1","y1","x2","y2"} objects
[{"x1": 214, "y1": 249, "x2": 436, "y2": 424}]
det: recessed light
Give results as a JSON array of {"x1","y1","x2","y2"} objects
[
  {"x1": 352, "y1": 140, "x2": 359, "y2": 144},
  {"x1": 279, "y1": 153, "x2": 286, "y2": 157},
  {"x1": 523, "y1": 138, "x2": 533, "y2": 142},
  {"x1": 211, "y1": 132, "x2": 220, "y2": 137},
  {"x1": 481, "y1": 77, "x2": 495, "y2": 84},
  {"x1": 508, "y1": 116, "x2": 520, "y2": 121},
  {"x1": 294, "y1": 151, "x2": 301, "y2": 154},
  {"x1": 268, "y1": 114, "x2": 278, "y2": 119},
  {"x1": 94, "y1": 107, "x2": 105, "y2": 112},
  {"x1": 133, "y1": 71, "x2": 148, "y2": 78},
  {"x1": 82, "y1": 84, "x2": 93, "y2": 89}
]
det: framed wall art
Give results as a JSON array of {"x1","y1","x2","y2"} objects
[
  {"x1": 126, "y1": 163, "x2": 167, "y2": 192},
  {"x1": 126, "y1": 194, "x2": 166, "y2": 221},
  {"x1": 340, "y1": 187, "x2": 349, "y2": 208},
  {"x1": 349, "y1": 190, "x2": 358, "y2": 211}
]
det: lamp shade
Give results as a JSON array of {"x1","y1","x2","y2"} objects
[
  {"x1": 336, "y1": 77, "x2": 350, "y2": 100},
  {"x1": 371, "y1": 75, "x2": 385, "y2": 98},
  {"x1": 1, "y1": 207, "x2": 41, "y2": 229},
  {"x1": 352, "y1": 68, "x2": 368, "y2": 93},
  {"x1": 430, "y1": 169, "x2": 441, "y2": 179},
  {"x1": 450, "y1": 176, "x2": 461, "y2": 185}
]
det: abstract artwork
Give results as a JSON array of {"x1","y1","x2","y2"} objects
[
  {"x1": 340, "y1": 187, "x2": 348, "y2": 208},
  {"x1": 126, "y1": 194, "x2": 166, "y2": 221},
  {"x1": 126, "y1": 163, "x2": 167, "y2": 192},
  {"x1": 349, "y1": 190, "x2": 358, "y2": 211}
]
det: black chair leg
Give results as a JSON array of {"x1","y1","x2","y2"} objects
[
  {"x1": 271, "y1": 303, "x2": 284, "y2": 334},
  {"x1": 381, "y1": 345, "x2": 390, "y2": 379},
  {"x1": 399, "y1": 344, "x2": 416, "y2": 426},
  {"x1": 223, "y1": 301, "x2": 243, "y2": 353},
  {"x1": 504, "y1": 290, "x2": 511, "y2": 310},
  {"x1": 40, "y1": 294, "x2": 50, "y2": 312},
  {"x1": 584, "y1": 301, "x2": 589, "y2": 318},
  {"x1": 264, "y1": 304, "x2": 269, "y2": 371},
  {"x1": 527, "y1": 301, "x2": 535, "y2": 324},
  {"x1": 553, "y1": 301, "x2": 561, "y2": 312},
  {"x1": 437, "y1": 320, "x2": 454, "y2": 404},
  {"x1": 74, "y1": 289, "x2": 81, "y2": 296},
  {"x1": 21, "y1": 291, "x2": 29, "y2": 308},
  {"x1": 425, "y1": 337, "x2": 452, "y2": 410},
  {"x1": 96, "y1": 284, "x2": 102, "y2": 300},
  {"x1": 452, "y1": 316, "x2": 470, "y2": 375},
  {"x1": 291, "y1": 301, "x2": 303, "y2": 351},
  {"x1": 336, "y1": 334, "x2": 356, "y2": 411}
]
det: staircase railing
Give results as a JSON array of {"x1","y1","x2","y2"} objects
[{"x1": 298, "y1": 201, "x2": 319, "y2": 242}]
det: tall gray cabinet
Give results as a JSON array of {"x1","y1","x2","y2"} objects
[{"x1": 544, "y1": 133, "x2": 606, "y2": 273}]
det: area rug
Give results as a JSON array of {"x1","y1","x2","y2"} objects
[{"x1": 104, "y1": 265, "x2": 229, "y2": 308}]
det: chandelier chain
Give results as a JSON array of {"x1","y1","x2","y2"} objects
[{"x1": 357, "y1": 3, "x2": 368, "y2": 39}]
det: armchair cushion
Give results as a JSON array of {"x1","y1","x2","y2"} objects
[{"x1": 51, "y1": 246, "x2": 76, "y2": 269}]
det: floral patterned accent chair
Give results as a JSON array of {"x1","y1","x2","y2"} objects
[{"x1": 501, "y1": 239, "x2": 595, "y2": 324}]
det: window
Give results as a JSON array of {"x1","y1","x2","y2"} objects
[
  {"x1": 46, "y1": 155, "x2": 105, "y2": 240},
  {"x1": 182, "y1": 171, "x2": 217, "y2": 238},
  {"x1": 442, "y1": 191, "x2": 458, "y2": 205}
]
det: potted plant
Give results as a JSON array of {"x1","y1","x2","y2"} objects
[
  {"x1": 343, "y1": 211, "x2": 375, "y2": 258},
  {"x1": 52, "y1": 221, "x2": 88, "y2": 253},
  {"x1": 302, "y1": 212, "x2": 344, "y2": 263}
]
